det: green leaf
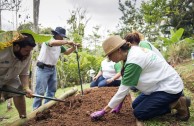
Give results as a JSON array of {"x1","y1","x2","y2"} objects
[
  {"x1": 170, "y1": 28, "x2": 184, "y2": 43},
  {"x1": 20, "y1": 29, "x2": 52, "y2": 43},
  {"x1": 184, "y1": 38, "x2": 194, "y2": 43}
]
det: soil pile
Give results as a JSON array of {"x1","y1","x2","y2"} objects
[{"x1": 24, "y1": 87, "x2": 136, "y2": 126}]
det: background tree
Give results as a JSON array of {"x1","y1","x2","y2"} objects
[
  {"x1": 0, "y1": 0, "x2": 22, "y2": 29},
  {"x1": 17, "y1": 22, "x2": 33, "y2": 30},
  {"x1": 67, "y1": 7, "x2": 90, "y2": 45},
  {"x1": 33, "y1": 0, "x2": 40, "y2": 33},
  {"x1": 141, "y1": 0, "x2": 194, "y2": 38},
  {"x1": 85, "y1": 25, "x2": 101, "y2": 54},
  {"x1": 116, "y1": 0, "x2": 144, "y2": 38}
]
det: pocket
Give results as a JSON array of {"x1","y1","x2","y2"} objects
[
  {"x1": 0, "y1": 64, "x2": 10, "y2": 76},
  {"x1": 37, "y1": 62, "x2": 44, "y2": 69}
]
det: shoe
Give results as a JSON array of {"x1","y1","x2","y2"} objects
[{"x1": 170, "y1": 96, "x2": 191, "y2": 121}]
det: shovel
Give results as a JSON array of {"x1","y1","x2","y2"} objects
[{"x1": 0, "y1": 86, "x2": 66, "y2": 102}]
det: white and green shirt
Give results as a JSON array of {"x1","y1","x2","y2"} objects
[
  {"x1": 37, "y1": 39, "x2": 66, "y2": 65},
  {"x1": 139, "y1": 40, "x2": 164, "y2": 59},
  {"x1": 100, "y1": 59, "x2": 122, "y2": 80},
  {"x1": 108, "y1": 46, "x2": 183, "y2": 108}
]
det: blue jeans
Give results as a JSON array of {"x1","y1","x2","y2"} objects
[
  {"x1": 33, "y1": 66, "x2": 57, "y2": 110},
  {"x1": 90, "y1": 75, "x2": 120, "y2": 87},
  {"x1": 132, "y1": 91, "x2": 182, "y2": 120}
]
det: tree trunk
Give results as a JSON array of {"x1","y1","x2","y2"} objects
[
  {"x1": 31, "y1": 0, "x2": 40, "y2": 91},
  {"x1": 0, "y1": 0, "x2": 2, "y2": 30},
  {"x1": 33, "y1": 0, "x2": 40, "y2": 33}
]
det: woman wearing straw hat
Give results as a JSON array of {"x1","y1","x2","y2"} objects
[{"x1": 90, "y1": 35, "x2": 190, "y2": 121}]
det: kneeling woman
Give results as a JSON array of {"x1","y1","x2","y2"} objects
[{"x1": 90, "y1": 36, "x2": 190, "y2": 121}]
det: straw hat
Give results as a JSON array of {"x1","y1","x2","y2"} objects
[{"x1": 102, "y1": 35, "x2": 126, "y2": 56}]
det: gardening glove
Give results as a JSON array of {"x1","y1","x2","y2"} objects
[
  {"x1": 111, "y1": 102, "x2": 123, "y2": 113},
  {"x1": 90, "y1": 109, "x2": 106, "y2": 120}
]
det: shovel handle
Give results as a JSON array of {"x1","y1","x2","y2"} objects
[
  {"x1": 32, "y1": 94, "x2": 66, "y2": 102},
  {"x1": 0, "y1": 87, "x2": 65, "y2": 102}
]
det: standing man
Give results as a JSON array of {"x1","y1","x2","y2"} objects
[
  {"x1": 0, "y1": 32, "x2": 36, "y2": 118},
  {"x1": 33, "y1": 27, "x2": 79, "y2": 110}
]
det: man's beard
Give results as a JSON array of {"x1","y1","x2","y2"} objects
[{"x1": 14, "y1": 50, "x2": 28, "y2": 61}]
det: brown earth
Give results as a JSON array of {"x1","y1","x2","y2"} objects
[{"x1": 23, "y1": 87, "x2": 136, "y2": 126}]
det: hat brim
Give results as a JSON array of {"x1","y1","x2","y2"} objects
[
  {"x1": 105, "y1": 41, "x2": 126, "y2": 56},
  {"x1": 51, "y1": 30, "x2": 67, "y2": 38}
]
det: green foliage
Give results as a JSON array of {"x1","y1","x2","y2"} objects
[
  {"x1": 0, "y1": 30, "x2": 5, "y2": 33},
  {"x1": 39, "y1": 27, "x2": 52, "y2": 34},
  {"x1": 56, "y1": 51, "x2": 103, "y2": 87},
  {"x1": 141, "y1": 0, "x2": 194, "y2": 38},
  {"x1": 158, "y1": 28, "x2": 194, "y2": 64},
  {"x1": 166, "y1": 41, "x2": 193, "y2": 64},
  {"x1": 20, "y1": 29, "x2": 52, "y2": 43},
  {"x1": 160, "y1": 28, "x2": 184, "y2": 46},
  {"x1": 117, "y1": 0, "x2": 144, "y2": 37},
  {"x1": 17, "y1": 22, "x2": 34, "y2": 31},
  {"x1": 67, "y1": 7, "x2": 90, "y2": 46}
]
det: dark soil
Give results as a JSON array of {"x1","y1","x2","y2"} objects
[{"x1": 23, "y1": 87, "x2": 136, "y2": 126}]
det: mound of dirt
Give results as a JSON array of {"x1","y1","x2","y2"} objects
[{"x1": 24, "y1": 87, "x2": 136, "y2": 126}]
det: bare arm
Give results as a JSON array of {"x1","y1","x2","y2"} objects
[
  {"x1": 48, "y1": 40, "x2": 74, "y2": 46},
  {"x1": 63, "y1": 46, "x2": 76, "y2": 55},
  {"x1": 19, "y1": 75, "x2": 33, "y2": 97},
  {"x1": 93, "y1": 71, "x2": 102, "y2": 81},
  {"x1": 63, "y1": 43, "x2": 81, "y2": 55},
  {"x1": 106, "y1": 72, "x2": 121, "y2": 84}
]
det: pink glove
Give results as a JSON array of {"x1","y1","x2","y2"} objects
[
  {"x1": 90, "y1": 110, "x2": 106, "y2": 120},
  {"x1": 111, "y1": 102, "x2": 123, "y2": 113}
]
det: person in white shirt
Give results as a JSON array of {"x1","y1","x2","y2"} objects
[
  {"x1": 90, "y1": 58, "x2": 122, "y2": 87},
  {"x1": 33, "y1": 27, "x2": 80, "y2": 110},
  {"x1": 90, "y1": 35, "x2": 191, "y2": 121},
  {"x1": 124, "y1": 31, "x2": 165, "y2": 92}
]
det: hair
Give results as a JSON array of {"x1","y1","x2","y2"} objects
[
  {"x1": 124, "y1": 31, "x2": 144, "y2": 45},
  {"x1": 118, "y1": 43, "x2": 131, "y2": 76},
  {"x1": 120, "y1": 42, "x2": 131, "y2": 51},
  {"x1": 13, "y1": 33, "x2": 36, "y2": 48}
]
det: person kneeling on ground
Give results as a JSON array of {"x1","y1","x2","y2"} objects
[
  {"x1": 90, "y1": 35, "x2": 191, "y2": 121},
  {"x1": 90, "y1": 58, "x2": 122, "y2": 87}
]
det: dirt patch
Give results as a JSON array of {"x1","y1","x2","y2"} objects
[{"x1": 23, "y1": 87, "x2": 136, "y2": 126}]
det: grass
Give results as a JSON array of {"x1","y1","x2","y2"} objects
[{"x1": 0, "y1": 83, "x2": 90, "y2": 126}]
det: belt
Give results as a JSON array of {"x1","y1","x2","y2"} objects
[
  {"x1": 37, "y1": 62, "x2": 55, "y2": 68},
  {"x1": 43, "y1": 63, "x2": 55, "y2": 68}
]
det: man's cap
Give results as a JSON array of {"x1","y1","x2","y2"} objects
[
  {"x1": 51, "y1": 27, "x2": 67, "y2": 38},
  {"x1": 102, "y1": 35, "x2": 126, "y2": 56}
]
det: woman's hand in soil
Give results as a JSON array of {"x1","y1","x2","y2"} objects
[{"x1": 90, "y1": 110, "x2": 106, "y2": 120}]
